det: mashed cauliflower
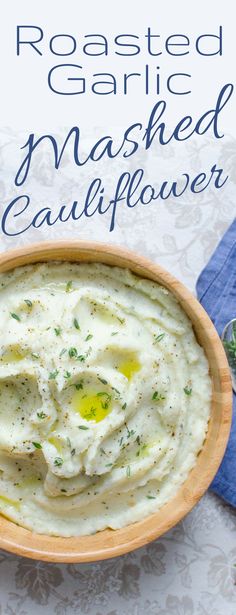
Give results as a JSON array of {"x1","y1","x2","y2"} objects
[{"x1": 0, "y1": 262, "x2": 211, "y2": 536}]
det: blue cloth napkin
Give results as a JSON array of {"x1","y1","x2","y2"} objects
[{"x1": 196, "y1": 218, "x2": 236, "y2": 507}]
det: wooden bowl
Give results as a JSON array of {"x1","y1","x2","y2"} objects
[{"x1": 0, "y1": 241, "x2": 232, "y2": 562}]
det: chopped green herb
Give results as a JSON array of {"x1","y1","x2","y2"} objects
[
  {"x1": 184, "y1": 386, "x2": 192, "y2": 396},
  {"x1": 125, "y1": 423, "x2": 135, "y2": 438},
  {"x1": 64, "y1": 371, "x2": 71, "y2": 380},
  {"x1": 32, "y1": 442, "x2": 42, "y2": 449},
  {"x1": 78, "y1": 425, "x2": 89, "y2": 430},
  {"x1": 146, "y1": 495, "x2": 156, "y2": 499},
  {"x1": 136, "y1": 435, "x2": 141, "y2": 445},
  {"x1": 49, "y1": 369, "x2": 59, "y2": 380},
  {"x1": 10, "y1": 312, "x2": 21, "y2": 322},
  {"x1": 112, "y1": 387, "x2": 121, "y2": 396},
  {"x1": 154, "y1": 333, "x2": 165, "y2": 343},
  {"x1": 77, "y1": 354, "x2": 86, "y2": 362},
  {"x1": 101, "y1": 401, "x2": 109, "y2": 410},
  {"x1": 66, "y1": 280, "x2": 73, "y2": 293},
  {"x1": 54, "y1": 457, "x2": 63, "y2": 467},
  {"x1": 97, "y1": 391, "x2": 111, "y2": 409},
  {"x1": 111, "y1": 332, "x2": 118, "y2": 336},
  {"x1": 24, "y1": 299, "x2": 33, "y2": 308},
  {"x1": 98, "y1": 377, "x2": 108, "y2": 385},
  {"x1": 31, "y1": 352, "x2": 40, "y2": 359},
  {"x1": 54, "y1": 326, "x2": 62, "y2": 336},
  {"x1": 68, "y1": 347, "x2": 78, "y2": 358},
  {"x1": 84, "y1": 406, "x2": 96, "y2": 419},
  {"x1": 117, "y1": 316, "x2": 125, "y2": 324},
  {"x1": 152, "y1": 391, "x2": 166, "y2": 401},
  {"x1": 100, "y1": 447, "x2": 107, "y2": 455},
  {"x1": 85, "y1": 334, "x2": 93, "y2": 341},
  {"x1": 126, "y1": 465, "x2": 131, "y2": 477},
  {"x1": 105, "y1": 463, "x2": 113, "y2": 467},
  {"x1": 75, "y1": 380, "x2": 84, "y2": 390},
  {"x1": 122, "y1": 403, "x2": 127, "y2": 410},
  {"x1": 127, "y1": 429, "x2": 135, "y2": 438},
  {"x1": 37, "y1": 411, "x2": 47, "y2": 419},
  {"x1": 73, "y1": 318, "x2": 80, "y2": 330},
  {"x1": 60, "y1": 488, "x2": 67, "y2": 493},
  {"x1": 71, "y1": 448, "x2": 76, "y2": 456},
  {"x1": 59, "y1": 348, "x2": 67, "y2": 358},
  {"x1": 223, "y1": 324, "x2": 236, "y2": 365}
]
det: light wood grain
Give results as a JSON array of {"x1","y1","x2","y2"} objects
[{"x1": 0, "y1": 241, "x2": 232, "y2": 562}]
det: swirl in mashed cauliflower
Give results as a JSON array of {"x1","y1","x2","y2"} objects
[{"x1": 0, "y1": 262, "x2": 211, "y2": 536}]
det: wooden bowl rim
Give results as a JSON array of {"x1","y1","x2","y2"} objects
[{"x1": 0, "y1": 240, "x2": 232, "y2": 563}]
